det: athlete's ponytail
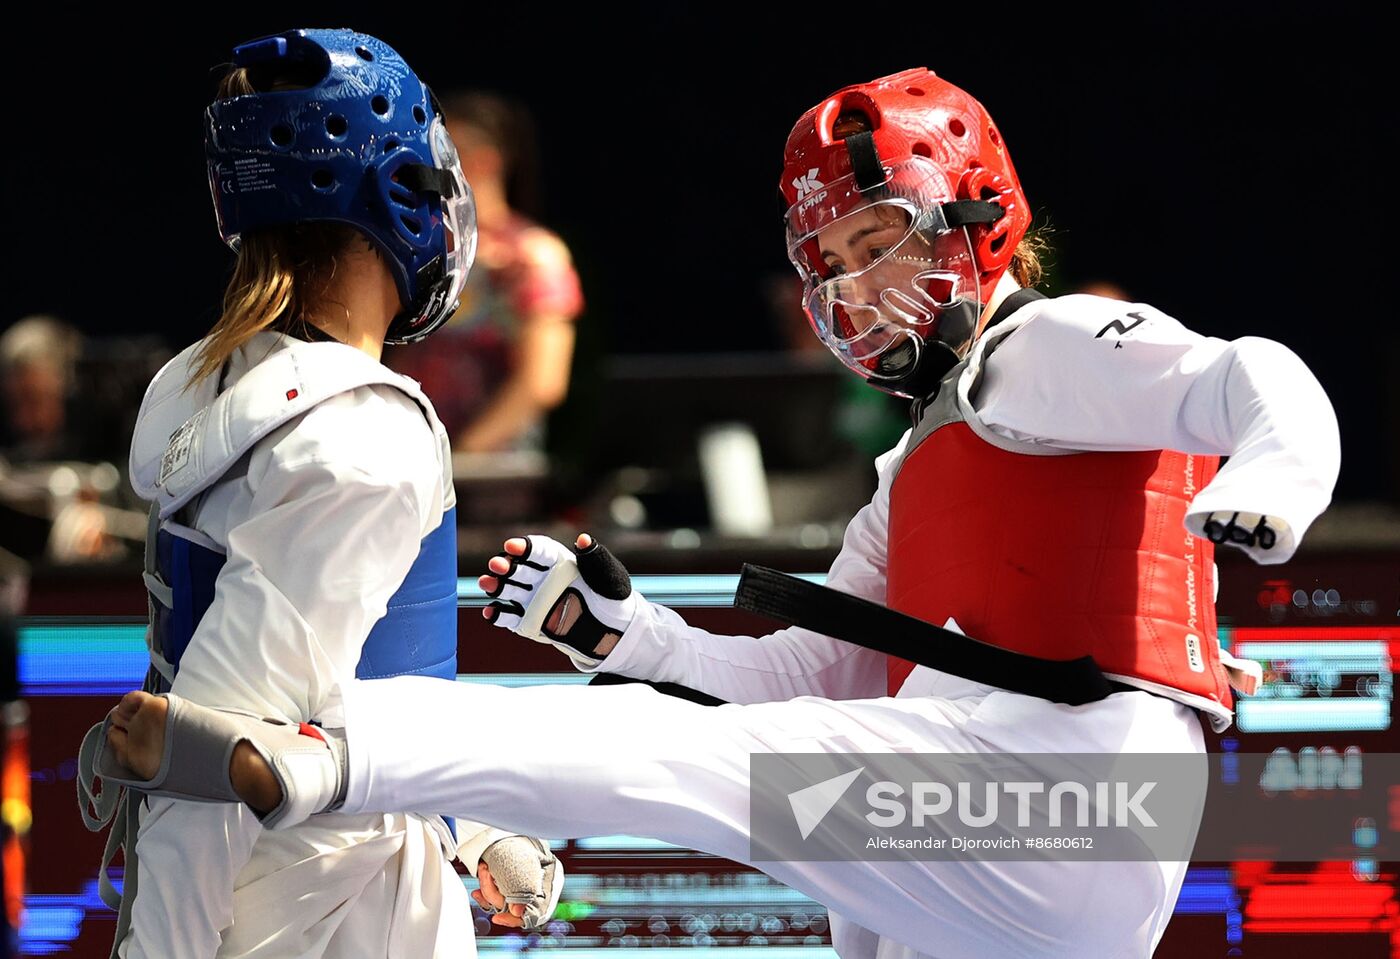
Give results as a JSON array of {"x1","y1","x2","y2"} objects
[{"x1": 1009, "y1": 230, "x2": 1051, "y2": 290}]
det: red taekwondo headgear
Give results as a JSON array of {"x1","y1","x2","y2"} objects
[{"x1": 780, "y1": 68, "x2": 1031, "y2": 398}]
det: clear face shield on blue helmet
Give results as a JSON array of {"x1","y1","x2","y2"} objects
[
  {"x1": 784, "y1": 156, "x2": 981, "y2": 398},
  {"x1": 405, "y1": 115, "x2": 477, "y2": 341}
]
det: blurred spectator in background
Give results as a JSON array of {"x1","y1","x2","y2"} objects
[
  {"x1": 0, "y1": 316, "x2": 87, "y2": 464},
  {"x1": 387, "y1": 91, "x2": 583, "y2": 454},
  {"x1": 1, "y1": 317, "x2": 157, "y2": 563}
]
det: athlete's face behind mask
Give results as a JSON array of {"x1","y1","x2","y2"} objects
[
  {"x1": 816, "y1": 204, "x2": 936, "y2": 354},
  {"x1": 795, "y1": 197, "x2": 980, "y2": 393}
]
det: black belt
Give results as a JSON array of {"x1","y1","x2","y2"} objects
[{"x1": 734, "y1": 565, "x2": 1132, "y2": 707}]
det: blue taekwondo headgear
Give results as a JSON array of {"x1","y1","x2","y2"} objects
[{"x1": 205, "y1": 28, "x2": 476, "y2": 344}]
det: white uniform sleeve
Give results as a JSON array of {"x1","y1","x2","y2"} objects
[
  {"x1": 970, "y1": 295, "x2": 1340, "y2": 563},
  {"x1": 582, "y1": 437, "x2": 909, "y2": 705},
  {"x1": 125, "y1": 386, "x2": 450, "y2": 958}
]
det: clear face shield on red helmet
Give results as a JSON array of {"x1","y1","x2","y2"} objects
[{"x1": 784, "y1": 157, "x2": 981, "y2": 397}]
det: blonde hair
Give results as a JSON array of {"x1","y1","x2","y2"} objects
[
  {"x1": 1008, "y1": 229, "x2": 1051, "y2": 289},
  {"x1": 189, "y1": 69, "x2": 368, "y2": 385}
]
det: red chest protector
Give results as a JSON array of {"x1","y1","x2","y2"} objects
[{"x1": 886, "y1": 417, "x2": 1233, "y2": 720}]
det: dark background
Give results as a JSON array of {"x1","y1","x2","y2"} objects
[{"x1": 5, "y1": 3, "x2": 1394, "y2": 501}]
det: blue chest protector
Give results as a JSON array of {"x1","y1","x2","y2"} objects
[{"x1": 149, "y1": 506, "x2": 459, "y2": 690}]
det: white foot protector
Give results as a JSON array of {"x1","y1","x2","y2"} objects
[{"x1": 91, "y1": 692, "x2": 346, "y2": 829}]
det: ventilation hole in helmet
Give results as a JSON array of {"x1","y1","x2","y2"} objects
[
  {"x1": 384, "y1": 138, "x2": 400, "y2": 153},
  {"x1": 988, "y1": 127, "x2": 1001, "y2": 145},
  {"x1": 270, "y1": 124, "x2": 294, "y2": 147},
  {"x1": 413, "y1": 105, "x2": 426, "y2": 125},
  {"x1": 356, "y1": 46, "x2": 374, "y2": 62},
  {"x1": 913, "y1": 143, "x2": 933, "y2": 158},
  {"x1": 990, "y1": 233, "x2": 1007, "y2": 254},
  {"x1": 833, "y1": 110, "x2": 872, "y2": 139},
  {"x1": 311, "y1": 169, "x2": 335, "y2": 190},
  {"x1": 906, "y1": 86, "x2": 925, "y2": 96},
  {"x1": 980, "y1": 185, "x2": 1001, "y2": 202},
  {"x1": 326, "y1": 115, "x2": 348, "y2": 138},
  {"x1": 371, "y1": 95, "x2": 390, "y2": 116},
  {"x1": 400, "y1": 214, "x2": 423, "y2": 236},
  {"x1": 949, "y1": 118, "x2": 966, "y2": 137}
]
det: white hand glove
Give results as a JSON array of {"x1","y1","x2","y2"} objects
[
  {"x1": 476, "y1": 835, "x2": 563, "y2": 930},
  {"x1": 482, "y1": 534, "x2": 639, "y2": 669}
]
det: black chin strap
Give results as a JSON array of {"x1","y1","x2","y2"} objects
[
  {"x1": 896, "y1": 340, "x2": 961, "y2": 406},
  {"x1": 907, "y1": 288, "x2": 1047, "y2": 423}
]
